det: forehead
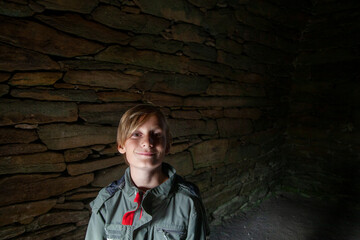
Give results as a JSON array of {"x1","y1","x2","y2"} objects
[{"x1": 134, "y1": 114, "x2": 165, "y2": 130}]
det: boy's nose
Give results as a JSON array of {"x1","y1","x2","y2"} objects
[{"x1": 141, "y1": 135, "x2": 154, "y2": 148}]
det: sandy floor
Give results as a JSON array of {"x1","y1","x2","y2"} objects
[{"x1": 210, "y1": 193, "x2": 360, "y2": 240}]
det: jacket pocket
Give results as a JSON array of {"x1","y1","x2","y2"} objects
[
  {"x1": 105, "y1": 224, "x2": 130, "y2": 240},
  {"x1": 156, "y1": 226, "x2": 186, "y2": 240}
]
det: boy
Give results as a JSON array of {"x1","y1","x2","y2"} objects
[{"x1": 85, "y1": 104, "x2": 209, "y2": 239}]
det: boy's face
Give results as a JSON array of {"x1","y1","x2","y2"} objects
[{"x1": 118, "y1": 114, "x2": 168, "y2": 171}]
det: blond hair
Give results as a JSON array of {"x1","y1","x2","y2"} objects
[{"x1": 117, "y1": 104, "x2": 171, "y2": 151}]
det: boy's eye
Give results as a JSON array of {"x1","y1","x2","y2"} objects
[
  {"x1": 153, "y1": 132, "x2": 163, "y2": 138},
  {"x1": 131, "y1": 132, "x2": 141, "y2": 138}
]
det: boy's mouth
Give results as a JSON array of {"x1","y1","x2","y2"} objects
[{"x1": 136, "y1": 151, "x2": 156, "y2": 156}]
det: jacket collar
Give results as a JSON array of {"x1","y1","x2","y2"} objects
[{"x1": 123, "y1": 162, "x2": 176, "y2": 200}]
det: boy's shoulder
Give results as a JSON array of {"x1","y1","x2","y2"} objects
[
  {"x1": 174, "y1": 174, "x2": 201, "y2": 199},
  {"x1": 90, "y1": 176, "x2": 125, "y2": 213}
]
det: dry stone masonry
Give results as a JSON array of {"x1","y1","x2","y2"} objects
[{"x1": 1, "y1": 0, "x2": 358, "y2": 239}]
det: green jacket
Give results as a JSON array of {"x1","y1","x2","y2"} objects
[{"x1": 85, "y1": 163, "x2": 209, "y2": 240}]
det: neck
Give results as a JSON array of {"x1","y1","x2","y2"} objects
[{"x1": 129, "y1": 165, "x2": 168, "y2": 192}]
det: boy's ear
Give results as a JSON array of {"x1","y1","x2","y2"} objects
[{"x1": 118, "y1": 145, "x2": 126, "y2": 154}]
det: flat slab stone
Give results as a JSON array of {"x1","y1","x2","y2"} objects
[
  {"x1": 0, "y1": 199, "x2": 56, "y2": 227},
  {"x1": 38, "y1": 124, "x2": 116, "y2": 150},
  {"x1": 165, "y1": 152, "x2": 193, "y2": 176},
  {"x1": 0, "y1": 152, "x2": 65, "y2": 175},
  {"x1": 217, "y1": 118, "x2": 253, "y2": 137},
  {"x1": 9, "y1": 72, "x2": 62, "y2": 86},
  {"x1": 0, "y1": 143, "x2": 47, "y2": 157},
  {"x1": 134, "y1": 0, "x2": 203, "y2": 25},
  {"x1": 64, "y1": 70, "x2": 139, "y2": 89},
  {"x1": 0, "y1": 128, "x2": 38, "y2": 144},
  {"x1": 79, "y1": 103, "x2": 133, "y2": 125},
  {"x1": 36, "y1": 0, "x2": 98, "y2": 14},
  {"x1": 92, "y1": 5, "x2": 170, "y2": 34},
  {"x1": 0, "y1": 15, "x2": 104, "y2": 57},
  {"x1": 92, "y1": 164, "x2": 127, "y2": 187},
  {"x1": 36, "y1": 13, "x2": 130, "y2": 45},
  {"x1": 190, "y1": 139, "x2": 228, "y2": 168},
  {"x1": 26, "y1": 211, "x2": 89, "y2": 232},
  {"x1": 0, "y1": 100, "x2": 78, "y2": 126},
  {"x1": 0, "y1": 173, "x2": 94, "y2": 206},
  {"x1": 10, "y1": 88, "x2": 98, "y2": 102},
  {"x1": 67, "y1": 156, "x2": 122, "y2": 176},
  {"x1": 95, "y1": 45, "x2": 189, "y2": 74},
  {"x1": 0, "y1": 44, "x2": 59, "y2": 71},
  {"x1": 168, "y1": 119, "x2": 217, "y2": 138}
]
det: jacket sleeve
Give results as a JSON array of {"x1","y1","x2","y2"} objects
[
  {"x1": 186, "y1": 198, "x2": 210, "y2": 240},
  {"x1": 85, "y1": 188, "x2": 111, "y2": 240},
  {"x1": 85, "y1": 208, "x2": 106, "y2": 240}
]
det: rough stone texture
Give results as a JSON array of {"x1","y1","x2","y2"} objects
[
  {"x1": 0, "y1": 173, "x2": 94, "y2": 206},
  {"x1": 0, "y1": 143, "x2": 47, "y2": 156},
  {"x1": 190, "y1": 139, "x2": 228, "y2": 168},
  {"x1": 64, "y1": 70, "x2": 140, "y2": 90},
  {"x1": 207, "y1": 82, "x2": 266, "y2": 97},
  {"x1": 26, "y1": 211, "x2": 88, "y2": 232},
  {"x1": 0, "y1": 44, "x2": 59, "y2": 71},
  {"x1": 188, "y1": 0, "x2": 217, "y2": 9},
  {"x1": 10, "y1": 88, "x2": 98, "y2": 102},
  {"x1": 9, "y1": 72, "x2": 62, "y2": 86},
  {"x1": 0, "y1": 1, "x2": 35, "y2": 17},
  {"x1": 36, "y1": 0, "x2": 98, "y2": 14},
  {"x1": 97, "y1": 91, "x2": 142, "y2": 102},
  {"x1": 166, "y1": 24, "x2": 209, "y2": 43},
  {"x1": 184, "y1": 96, "x2": 269, "y2": 107},
  {"x1": 166, "y1": 152, "x2": 194, "y2": 176},
  {"x1": 130, "y1": 35, "x2": 183, "y2": 54},
  {"x1": 204, "y1": 9, "x2": 237, "y2": 35},
  {"x1": 0, "y1": 225, "x2": 26, "y2": 240},
  {"x1": 92, "y1": 164, "x2": 128, "y2": 187},
  {"x1": 143, "y1": 92, "x2": 183, "y2": 107},
  {"x1": 79, "y1": 103, "x2": 133, "y2": 125},
  {"x1": 216, "y1": 37, "x2": 243, "y2": 55},
  {"x1": 54, "y1": 202, "x2": 84, "y2": 210},
  {"x1": 38, "y1": 124, "x2": 116, "y2": 150},
  {"x1": 139, "y1": 72, "x2": 210, "y2": 96},
  {"x1": 171, "y1": 110, "x2": 202, "y2": 119},
  {"x1": 95, "y1": 46, "x2": 189, "y2": 73},
  {"x1": 55, "y1": 226, "x2": 87, "y2": 240},
  {"x1": 0, "y1": 84, "x2": 9, "y2": 97},
  {"x1": 0, "y1": 152, "x2": 65, "y2": 175},
  {"x1": 217, "y1": 118, "x2": 253, "y2": 137},
  {"x1": 36, "y1": 13, "x2": 130, "y2": 45},
  {"x1": 0, "y1": 16, "x2": 104, "y2": 58},
  {"x1": 168, "y1": 119, "x2": 217, "y2": 138},
  {"x1": 92, "y1": 5, "x2": 170, "y2": 34},
  {"x1": 134, "y1": 0, "x2": 204, "y2": 25},
  {"x1": 64, "y1": 148, "x2": 93, "y2": 162},
  {"x1": 217, "y1": 50, "x2": 254, "y2": 71},
  {"x1": 0, "y1": 100, "x2": 78, "y2": 126},
  {"x1": 224, "y1": 108, "x2": 262, "y2": 119},
  {"x1": 0, "y1": 199, "x2": 56, "y2": 227},
  {"x1": 183, "y1": 43, "x2": 217, "y2": 61},
  {"x1": 0, "y1": 128, "x2": 38, "y2": 144},
  {"x1": 67, "y1": 156, "x2": 122, "y2": 176},
  {"x1": 66, "y1": 192, "x2": 98, "y2": 201},
  {"x1": 0, "y1": 73, "x2": 10, "y2": 83}
]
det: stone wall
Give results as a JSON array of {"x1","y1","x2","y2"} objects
[
  {"x1": 0, "y1": 0, "x2": 309, "y2": 239},
  {"x1": 284, "y1": 0, "x2": 360, "y2": 203}
]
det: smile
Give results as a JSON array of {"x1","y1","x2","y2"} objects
[{"x1": 136, "y1": 152, "x2": 156, "y2": 156}]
